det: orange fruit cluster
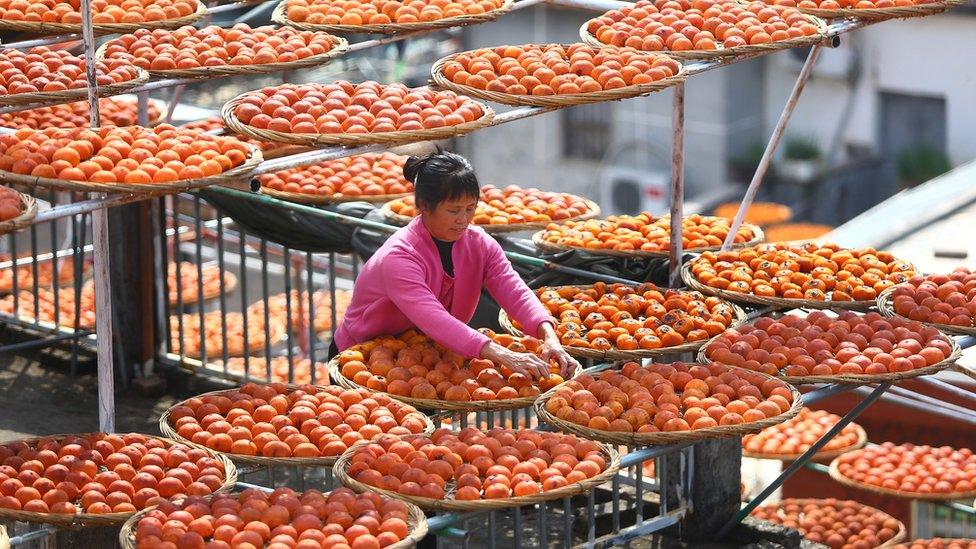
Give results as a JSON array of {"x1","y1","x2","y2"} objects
[
  {"x1": 713, "y1": 201, "x2": 792, "y2": 226},
  {"x1": 545, "y1": 361, "x2": 794, "y2": 433},
  {"x1": 258, "y1": 153, "x2": 411, "y2": 198},
  {"x1": 751, "y1": 499, "x2": 902, "y2": 549},
  {"x1": 285, "y1": 0, "x2": 505, "y2": 25},
  {"x1": 0, "y1": 47, "x2": 142, "y2": 96},
  {"x1": 167, "y1": 383, "x2": 429, "y2": 459},
  {"x1": 890, "y1": 269, "x2": 976, "y2": 328},
  {"x1": 0, "y1": 0, "x2": 198, "y2": 23},
  {"x1": 338, "y1": 330, "x2": 563, "y2": 402},
  {"x1": 219, "y1": 357, "x2": 329, "y2": 386},
  {"x1": 586, "y1": 0, "x2": 820, "y2": 51},
  {"x1": 834, "y1": 443, "x2": 976, "y2": 495},
  {"x1": 169, "y1": 310, "x2": 284, "y2": 359},
  {"x1": 528, "y1": 282, "x2": 738, "y2": 351},
  {"x1": 705, "y1": 311, "x2": 953, "y2": 377},
  {"x1": 0, "y1": 432, "x2": 227, "y2": 515},
  {"x1": 0, "y1": 286, "x2": 96, "y2": 329},
  {"x1": 102, "y1": 24, "x2": 339, "y2": 72},
  {"x1": 247, "y1": 289, "x2": 352, "y2": 334},
  {"x1": 179, "y1": 116, "x2": 283, "y2": 153},
  {"x1": 0, "y1": 185, "x2": 23, "y2": 221},
  {"x1": 347, "y1": 428, "x2": 608, "y2": 500},
  {"x1": 0, "y1": 126, "x2": 251, "y2": 184},
  {"x1": 763, "y1": 223, "x2": 833, "y2": 242},
  {"x1": 742, "y1": 407, "x2": 862, "y2": 456},
  {"x1": 167, "y1": 262, "x2": 235, "y2": 306},
  {"x1": 0, "y1": 254, "x2": 87, "y2": 293},
  {"x1": 441, "y1": 43, "x2": 680, "y2": 95},
  {"x1": 388, "y1": 184, "x2": 593, "y2": 226},
  {"x1": 0, "y1": 98, "x2": 161, "y2": 131},
  {"x1": 135, "y1": 487, "x2": 414, "y2": 549},
  {"x1": 764, "y1": 0, "x2": 927, "y2": 9},
  {"x1": 538, "y1": 213, "x2": 757, "y2": 253},
  {"x1": 896, "y1": 541, "x2": 976, "y2": 549},
  {"x1": 690, "y1": 242, "x2": 916, "y2": 302},
  {"x1": 232, "y1": 81, "x2": 485, "y2": 135}
]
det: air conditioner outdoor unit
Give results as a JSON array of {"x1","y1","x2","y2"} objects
[{"x1": 599, "y1": 166, "x2": 670, "y2": 217}]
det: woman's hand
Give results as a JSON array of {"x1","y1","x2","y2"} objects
[
  {"x1": 480, "y1": 342, "x2": 551, "y2": 380},
  {"x1": 538, "y1": 322, "x2": 582, "y2": 378}
]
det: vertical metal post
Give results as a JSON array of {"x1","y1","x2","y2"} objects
[
  {"x1": 668, "y1": 84, "x2": 685, "y2": 287},
  {"x1": 722, "y1": 45, "x2": 822, "y2": 250}
]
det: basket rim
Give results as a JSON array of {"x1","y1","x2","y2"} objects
[
  {"x1": 272, "y1": 0, "x2": 514, "y2": 34},
  {"x1": 0, "y1": 0, "x2": 206, "y2": 35},
  {"x1": 379, "y1": 196, "x2": 602, "y2": 234},
  {"x1": 752, "y1": 497, "x2": 906, "y2": 548},
  {"x1": 0, "y1": 67, "x2": 150, "y2": 107},
  {"x1": 742, "y1": 420, "x2": 868, "y2": 462},
  {"x1": 877, "y1": 285, "x2": 976, "y2": 337},
  {"x1": 333, "y1": 432, "x2": 621, "y2": 511},
  {"x1": 828, "y1": 457, "x2": 976, "y2": 501},
  {"x1": 780, "y1": 0, "x2": 965, "y2": 20},
  {"x1": 0, "y1": 191, "x2": 38, "y2": 236}
]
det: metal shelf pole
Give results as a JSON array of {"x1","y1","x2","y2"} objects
[{"x1": 668, "y1": 83, "x2": 685, "y2": 287}]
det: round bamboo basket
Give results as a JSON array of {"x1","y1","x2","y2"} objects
[
  {"x1": 260, "y1": 185, "x2": 412, "y2": 205},
  {"x1": 787, "y1": 0, "x2": 965, "y2": 20},
  {"x1": 0, "y1": 433, "x2": 236, "y2": 528},
  {"x1": 168, "y1": 268, "x2": 238, "y2": 307},
  {"x1": 159, "y1": 386, "x2": 436, "y2": 466},
  {"x1": 579, "y1": 14, "x2": 827, "y2": 59},
  {"x1": 877, "y1": 285, "x2": 976, "y2": 337},
  {"x1": 534, "y1": 373, "x2": 804, "y2": 446},
  {"x1": 681, "y1": 261, "x2": 876, "y2": 311},
  {"x1": 0, "y1": 1, "x2": 206, "y2": 35},
  {"x1": 95, "y1": 35, "x2": 349, "y2": 78},
  {"x1": 334, "y1": 434, "x2": 620, "y2": 511},
  {"x1": 742, "y1": 422, "x2": 868, "y2": 462},
  {"x1": 754, "y1": 498, "x2": 906, "y2": 548},
  {"x1": 430, "y1": 46, "x2": 687, "y2": 107},
  {"x1": 221, "y1": 93, "x2": 494, "y2": 147},
  {"x1": 0, "y1": 68, "x2": 150, "y2": 108},
  {"x1": 0, "y1": 144, "x2": 262, "y2": 195},
  {"x1": 118, "y1": 491, "x2": 429, "y2": 549},
  {"x1": 828, "y1": 459, "x2": 976, "y2": 502},
  {"x1": 379, "y1": 198, "x2": 602, "y2": 233},
  {"x1": 329, "y1": 357, "x2": 582, "y2": 412},
  {"x1": 697, "y1": 317, "x2": 962, "y2": 385},
  {"x1": 531, "y1": 222, "x2": 765, "y2": 259},
  {"x1": 0, "y1": 191, "x2": 37, "y2": 236},
  {"x1": 273, "y1": 0, "x2": 513, "y2": 34},
  {"x1": 889, "y1": 540, "x2": 976, "y2": 549}
]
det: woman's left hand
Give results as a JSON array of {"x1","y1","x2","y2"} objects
[{"x1": 538, "y1": 323, "x2": 581, "y2": 379}]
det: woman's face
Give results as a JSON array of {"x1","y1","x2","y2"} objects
[{"x1": 420, "y1": 195, "x2": 478, "y2": 242}]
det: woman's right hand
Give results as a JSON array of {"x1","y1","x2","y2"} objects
[{"x1": 480, "y1": 342, "x2": 551, "y2": 380}]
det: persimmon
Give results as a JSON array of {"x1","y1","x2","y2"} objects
[
  {"x1": 896, "y1": 540, "x2": 976, "y2": 549},
  {"x1": 0, "y1": 47, "x2": 141, "y2": 97},
  {"x1": 285, "y1": 0, "x2": 506, "y2": 25},
  {"x1": 0, "y1": 185, "x2": 24, "y2": 222},
  {"x1": 752, "y1": 498, "x2": 903, "y2": 548},
  {"x1": 834, "y1": 443, "x2": 976, "y2": 497},
  {"x1": 259, "y1": 153, "x2": 411, "y2": 199},
  {"x1": 0, "y1": 98, "x2": 161, "y2": 130},
  {"x1": 0, "y1": 0, "x2": 198, "y2": 24},
  {"x1": 246, "y1": 289, "x2": 351, "y2": 335},
  {"x1": 890, "y1": 269, "x2": 976, "y2": 328},
  {"x1": 743, "y1": 407, "x2": 863, "y2": 457},
  {"x1": 763, "y1": 0, "x2": 937, "y2": 9}
]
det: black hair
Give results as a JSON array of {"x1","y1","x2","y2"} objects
[{"x1": 403, "y1": 149, "x2": 480, "y2": 211}]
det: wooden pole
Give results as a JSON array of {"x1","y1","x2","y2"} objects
[{"x1": 668, "y1": 83, "x2": 685, "y2": 287}]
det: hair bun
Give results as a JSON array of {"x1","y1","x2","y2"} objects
[{"x1": 402, "y1": 154, "x2": 431, "y2": 183}]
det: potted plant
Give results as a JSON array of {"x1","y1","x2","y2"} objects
[
  {"x1": 898, "y1": 146, "x2": 951, "y2": 188},
  {"x1": 778, "y1": 135, "x2": 823, "y2": 182}
]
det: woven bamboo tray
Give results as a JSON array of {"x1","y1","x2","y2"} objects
[
  {"x1": 0, "y1": 191, "x2": 37, "y2": 236},
  {"x1": 681, "y1": 261, "x2": 876, "y2": 311},
  {"x1": 95, "y1": 35, "x2": 349, "y2": 78},
  {"x1": 159, "y1": 386, "x2": 436, "y2": 466},
  {"x1": 828, "y1": 459, "x2": 976, "y2": 502},
  {"x1": 221, "y1": 93, "x2": 494, "y2": 147},
  {"x1": 169, "y1": 269, "x2": 238, "y2": 307},
  {"x1": 273, "y1": 0, "x2": 513, "y2": 34},
  {"x1": 531, "y1": 222, "x2": 765, "y2": 259},
  {"x1": 579, "y1": 14, "x2": 827, "y2": 60},
  {"x1": 0, "y1": 1, "x2": 206, "y2": 35},
  {"x1": 755, "y1": 498, "x2": 906, "y2": 548},
  {"x1": 430, "y1": 47, "x2": 687, "y2": 107},
  {"x1": 334, "y1": 434, "x2": 620, "y2": 511},
  {"x1": 329, "y1": 357, "x2": 582, "y2": 412},
  {"x1": 379, "y1": 198, "x2": 602, "y2": 233},
  {"x1": 535, "y1": 372, "x2": 803, "y2": 446},
  {"x1": 742, "y1": 422, "x2": 868, "y2": 462},
  {"x1": 0, "y1": 144, "x2": 261, "y2": 195},
  {"x1": 787, "y1": 0, "x2": 965, "y2": 20},
  {"x1": 117, "y1": 490, "x2": 428, "y2": 549},
  {"x1": 877, "y1": 285, "x2": 976, "y2": 337},
  {"x1": 260, "y1": 185, "x2": 411, "y2": 205},
  {"x1": 0, "y1": 68, "x2": 149, "y2": 108},
  {"x1": 0, "y1": 433, "x2": 236, "y2": 529}
]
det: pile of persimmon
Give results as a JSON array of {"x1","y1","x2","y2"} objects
[
  {"x1": 0, "y1": 185, "x2": 23, "y2": 222},
  {"x1": 689, "y1": 242, "x2": 916, "y2": 302},
  {"x1": 0, "y1": 286, "x2": 96, "y2": 329},
  {"x1": 0, "y1": 432, "x2": 228, "y2": 515},
  {"x1": 102, "y1": 24, "x2": 340, "y2": 72},
  {"x1": 544, "y1": 361, "x2": 795, "y2": 433},
  {"x1": 258, "y1": 153, "x2": 411, "y2": 198},
  {"x1": 168, "y1": 310, "x2": 284, "y2": 358},
  {"x1": 388, "y1": 184, "x2": 593, "y2": 226},
  {"x1": 337, "y1": 329, "x2": 564, "y2": 402},
  {"x1": 713, "y1": 201, "x2": 792, "y2": 226},
  {"x1": 888, "y1": 269, "x2": 976, "y2": 328},
  {"x1": 440, "y1": 43, "x2": 680, "y2": 95},
  {"x1": 166, "y1": 383, "x2": 429, "y2": 458},
  {"x1": 537, "y1": 213, "x2": 757, "y2": 253},
  {"x1": 895, "y1": 541, "x2": 976, "y2": 549},
  {"x1": 0, "y1": 126, "x2": 252, "y2": 184},
  {"x1": 0, "y1": 98, "x2": 161, "y2": 130},
  {"x1": 167, "y1": 262, "x2": 235, "y2": 306},
  {"x1": 523, "y1": 282, "x2": 738, "y2": 352},
  {"x1": 742, "y1": 407, "x2": 863, "y2": 457},
  {"x1": 751, "y1": 498, "x2": 902, "y2": 549},
  {"x1": 180, "y1": 116, "x2": 283, "y2": 153},
  {"x1": 0, "y1": 47, "x2": 142, "y2": 96},
  {"x1": 0, "y1": 0, "x2": 199, "y2": 24},
  {"x1": 345, "y1": 427, "x2": 609, "y2": 501},
  {"x1": 704, "y1": 311, "x2": 954, "y2": 377},
  {"x1": 0, "y1": 254, "x2": 88, "y2": 293},
  {"x1": 833, "y1": 443, "x2": 976, "y2": 496},
  {"x1": 585, "y1": 0, "x2": 821, "y2": 52},
  {"x1": 133, "y1": 487, "x2": 416, "y2": 549},
  {"x1": 231, "y1": 81, "x2": 486, "y2": 135},
  {"x1": 285, "y1": 0, "x2": 506, "y2": 26},
  {"x1": 763, "y1": 222, "x2": 833, "y2": 242},
  {"x1": 219, "y1": 357, "x2": 329, "y2": 386},
  {"x1": 760, "y1": 0, "x2": 933, "y2": 10},
  {"x1": 247, "y1": 289, "x2": 352, "y2": 334}
]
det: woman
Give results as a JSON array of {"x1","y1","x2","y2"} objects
[{"x1": 331, "y1": 150, "x2": 579, "y2": 380}]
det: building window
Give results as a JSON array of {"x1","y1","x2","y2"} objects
[{"x1": 562, "y1": 103, "x2": 612, "y2": 161}]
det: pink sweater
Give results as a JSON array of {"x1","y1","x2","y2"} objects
[{"x1": 334, "y1": 217, "x2": 552, "y2": 358}]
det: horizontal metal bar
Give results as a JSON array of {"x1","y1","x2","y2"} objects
[
  {"x1": 591, "y1": 507, "x2": 687, "y2": 548},
  {"x1": 852, "y1": 385, "x2": 976, "y2": 425},
  {"x1": 33, "y1": 194, "x2": 153, "y2": 223},
  {"x1": 234, "y1": 481, "x2": 274, "y2": 493},
  {"x1": 884, "y1": 385, "x2": 976, "y2": 421},
  {"x1": 0, "y1": 330, "x2": 94, "y2": 353},
  {"x1": 8, "y1": 526, "x2": 58, "y2": 545}
]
